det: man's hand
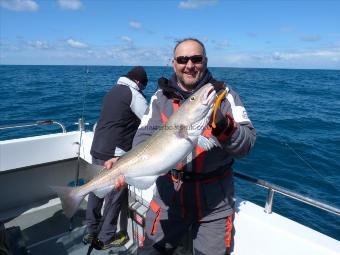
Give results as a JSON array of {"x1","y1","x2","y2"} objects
[
  {"x1": 211, "y1": 108, "x2": 235, "y2": 138},
  {"x1": 104, "y1": 157, "x2": 127, "y2": 190},
  {"x1": 104, "y1": 157, "x2": 119, "y2": 169},
  {"x1": 114, "y1": 175, "x2": 127, "y2": 191}
]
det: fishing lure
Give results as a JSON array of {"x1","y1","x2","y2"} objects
[{"x1": 211, "y1": 88, "x2": 229, "y2": 129}]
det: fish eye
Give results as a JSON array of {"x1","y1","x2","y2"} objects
[{"x1": 189, "y1": 96, "x2": 196, "y2": 101}]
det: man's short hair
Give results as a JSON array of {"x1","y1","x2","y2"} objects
[{"x1": 173, "y1": 38, "x2": 206, "y2": 57}]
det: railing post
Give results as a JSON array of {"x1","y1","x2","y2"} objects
[
  {"x1": 234, "y1": 170, "x2": 340, "y2": 216},
  {"x1": 264, "y1": 189, "x2": 275, "y2": 214},
  {"x1": 78, "y1": 118, "x2": 85, "y2": 131}
]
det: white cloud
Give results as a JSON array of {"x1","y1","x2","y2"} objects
[
  {"x1": 27, "y1": 40, "x2": 52, "y2": 49},
  {"x1": 221, "y1": 53, "x2": 252, "y2": 65},
  {"x1": 0, "y1": 41, "x2": 21, "y2": 52},
  {"x1": 212, "y1": 39, "x2": 230, "y2": 50},
  {"x1": 164, "y1": 36, "x2": 182, "y2": 43},
  {"x1": 300, "y1": 34, "x2": 321, "y2": 42},
  {"x1": 104, "y1": 45, "x2": 170, "y2": 66},
  {"x1": 272, "y1": 52, "x2": 281, "y2": 60},
  {"x1": 2, "y1": 34, "x2": 339, "y2": 68},
  {"x1": 66, "y1": 39, "x2": 88, "y2": 49},
  {"x1": 332, "y1": 41, "x2": 340, "y2": 48},
  {"x1": 210, "y1": 45, "x2": 340, "y2": 69},
  {"x1": 57, "y1": 0, "x2": 82, "y2": 10},
  {"x1": 270, "y1": 49, "x2": 340, "y2": 61},
  {"x1": 279, "y1": 26, "x2": 294, "y2": 33},
  {"x1": 0, "y1": 0, "x2": 38, "y2": 11},
  {"x1": 202, "y1": 36, "x2": 209, "y2": 42},
  {"x1": 247, "y1": 32, "x2": 258, "y2": 38},
  {"x1": 178, "y1": 0, "x2": 218, "y2": 9},
  {"x1": 129, "y1": 21, "x2": 142, "y2": 30},
  {"x1": 120, "y1": 36, "x2": 133, "y2": 44}
]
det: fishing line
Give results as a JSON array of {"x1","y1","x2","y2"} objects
[
  {"x1": 155, "y1": 57, "x2": 172, "y2": 94},
  {"x1": 69, "y1": 66, "x2": 90, "y2": 231},
  {"x1": 161, "y1": 58, "x2": 172, "y2": 78},
  {"x1": 75, "y1": 66, "x2": 89, "y2": 185},
  {"x1": 283, "y1": 142, "x2": 338, "y2": 191}
]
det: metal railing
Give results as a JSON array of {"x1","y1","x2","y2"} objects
[
  {"x1": 234, "y1": 171, "x2": 340, "y2": 216},
  {"x1": 0, "y1": 120, "x2": 66, "y2": 133}
]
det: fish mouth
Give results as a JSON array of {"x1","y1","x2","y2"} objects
[{"x1": 202, "y1": 85, "x2": 216, "y2": 106}]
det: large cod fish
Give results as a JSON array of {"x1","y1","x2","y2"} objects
[{"x1": 53, "y1": 83, "x2": 218, "y2": 218}]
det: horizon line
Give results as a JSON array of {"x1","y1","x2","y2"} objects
[{"x1": 0, "y1": 64, "x2": 339, "y2": 71}]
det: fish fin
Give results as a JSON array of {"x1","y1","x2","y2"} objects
[
  {"x1": 176, "y1": 124, "x2": 188, "y2": 139},
  {"x1": 50, "y1": 186, "x2": 85, "y2": 218},
  {"x1": 92, "y1": 185, "x2": 115, "y2": 198},
  {"x1": 198, "y1": 135, "x2": 222, "y2": 150},
  {"x1": 125, "y1": 175, "x2": 157, "y2": 190}
]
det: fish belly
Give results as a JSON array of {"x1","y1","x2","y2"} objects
[{"x1": 124, "y1": 138, "x2": 192, "y2": 178}]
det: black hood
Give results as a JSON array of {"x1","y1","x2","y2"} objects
[{"x1": 158, "y1": 70, "x2": 225, "y2": 100}]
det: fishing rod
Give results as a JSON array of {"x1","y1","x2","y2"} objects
[
  {"x1": 69, "y1": 66, "x2": 90, "y2": 231},
  {"x1": 158, "y1": 57, "x2": 172, "y2": 88}
]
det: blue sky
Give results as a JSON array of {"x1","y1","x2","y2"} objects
[{"x1": 0, "y1": 0, "x2": 339, "y2": 69}]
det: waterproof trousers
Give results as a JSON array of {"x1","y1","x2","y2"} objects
[
  {"x1": 138, "y1": 174, "x2": 235, "y2": 255},
  {"x1": 86, "y1": 157, "x2": 128, "y2": 244}
]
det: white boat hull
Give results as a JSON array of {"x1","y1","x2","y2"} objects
[{"x1": 0, "y1": 131, "x2": 339, "y2": 254}]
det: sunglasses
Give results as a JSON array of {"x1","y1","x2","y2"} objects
[{"x1": 175, "y1": 55, "x2": 204, "y2": 64}]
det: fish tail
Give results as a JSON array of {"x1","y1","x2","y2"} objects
[{"x1": 51, "y1": 186, "x2": 85, "y2": 218}]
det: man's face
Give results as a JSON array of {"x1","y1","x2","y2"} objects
[{"x1": 173, "y1": 40, "x2": 207, "y2": 91}]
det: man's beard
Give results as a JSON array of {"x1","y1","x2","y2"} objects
[{"x1": 178, "y1": 75, "x2": 200, "y2": 90}]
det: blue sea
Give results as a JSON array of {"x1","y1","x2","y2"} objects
[{"x1": 1, "y1": 65, "x2": 339, "y2": 240}]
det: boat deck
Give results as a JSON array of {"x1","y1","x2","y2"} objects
[
  {"x1": 4, "y1": 195, "x2": 340, "y2": 255},
  {"x1": 3, "y1": 197, "x2": 192, "y2": 255},
  {"x1": 4, "y1": 201, "x2": 136, "y2": 255}
]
